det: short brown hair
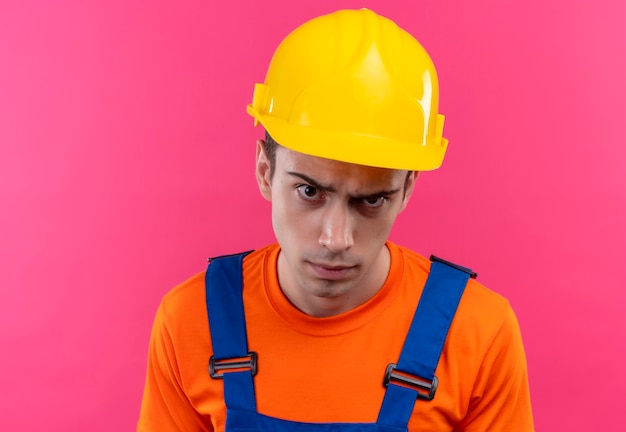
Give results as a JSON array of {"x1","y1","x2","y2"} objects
[{"x1": 264, "y1": 130, "x2": 279, "y2": 180}]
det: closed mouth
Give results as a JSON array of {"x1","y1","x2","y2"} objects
[{"x1": 308, "y1": 261, "x2": 357, "y2": 280}]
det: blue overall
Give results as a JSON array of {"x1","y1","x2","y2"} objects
[{"x1": 205, "y1": 253, "x2": 476, "y2": 432}]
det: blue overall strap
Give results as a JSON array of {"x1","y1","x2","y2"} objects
[
  {"x1": 205, "y1": 251, "x2": 257, "y2": 412},
  {"x1": 377, "y1": 255, "x2": 476, "y2": 429}
]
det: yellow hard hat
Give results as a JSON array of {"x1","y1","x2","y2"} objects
[{"x1": 247, "y1": 9, "x2": 448, "y2": 171}]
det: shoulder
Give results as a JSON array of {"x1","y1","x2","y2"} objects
[
  {"x1": 431, "y1": 261, "x2": 524, "y2": 379},
  {"x1": 459, "y1": 278, "x2": 513, "y2": 326},
  {"x1": 160, "y1": 271, "x2": 206, "y2": 319},
  {"x1": 452, "y1": 278, "x2": 518, "y2": 359},
  {"x1": 390, "y1": 242, "x2": 517, "y2": 350},
  {"x1": 155, "y1": 271, "x2": 208, "y2": 345},
  {"x1": 159, "y1": 245, "x2": 278, "y2": 324},
  {"x1": 392, "y1": 243, "x2": 511, "y2": 320}
]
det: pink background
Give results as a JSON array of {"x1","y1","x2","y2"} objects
[{"x1": 1, "y1": 0, "x2": 625, "y2": 430}]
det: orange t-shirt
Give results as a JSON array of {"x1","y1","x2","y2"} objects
[{"x1": 138, "y1": 242, "x2": 534, "y2": 431}]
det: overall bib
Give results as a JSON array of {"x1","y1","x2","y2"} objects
[{"x1": 205, "y1": 253, "x2": 475, "y2": 432}]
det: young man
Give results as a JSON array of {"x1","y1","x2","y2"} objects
[{"x1": 138, "y1": 9, "x2": 534, "y2": 431}]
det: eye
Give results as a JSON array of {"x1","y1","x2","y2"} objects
[
  {"x1": 360, "y1": 196, "x2": 387, "y2": 208},
  {"x1": 296, "y1": 184, "x2": 323, "y2": 201}
]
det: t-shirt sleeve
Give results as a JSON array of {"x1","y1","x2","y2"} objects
[
  {"x1": 458, "y1": 304, "x2": 535, "y2": 431},
  {"x1": 137, "y1": 301, "x2": 213, "y2": 432}
]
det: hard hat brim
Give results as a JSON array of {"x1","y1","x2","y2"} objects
[{"x1": 248, "y1": 105, "x2": 448, "y2": 171}]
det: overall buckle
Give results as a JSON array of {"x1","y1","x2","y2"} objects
[
  {"x1": 383, "y1": 363, "x2": 438, "y2": 401},
  {"x1": 209, "y1": 352, "x2": 258, "y2": 379}
]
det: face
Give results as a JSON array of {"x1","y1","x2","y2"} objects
[{"x1": 256, "y1": 141, "x2": 417, "y2": 317}]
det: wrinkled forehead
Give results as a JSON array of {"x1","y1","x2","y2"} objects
[{"x1": 274, "y1": 144, "x2": 409, "y2": 189}]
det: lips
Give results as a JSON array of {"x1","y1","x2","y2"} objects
[{"x1": 308, "y1": 262, "x2": 356, "y2": 280}]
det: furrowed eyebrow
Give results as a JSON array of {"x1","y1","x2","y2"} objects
[
  {"x1": 352, "y1": 188, "x2": 401, "y2": 201},
  {"x1": 286, "y1": 171, "x2": 401, "y2": 200},
  {"x1": 287, "y1": 172, "x2": 337, "y2": 193}
]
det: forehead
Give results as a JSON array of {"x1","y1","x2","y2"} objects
[{"x1": 274, "y1": 145, "x2": 407, "y2": 188}]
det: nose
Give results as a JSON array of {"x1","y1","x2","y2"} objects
[{"x1": 318, "y1": 202, "x2": 354, "y2": 253}]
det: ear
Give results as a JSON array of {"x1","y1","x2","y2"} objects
[
  {"x1": 399, "y1": 171, "x2": 419, "y2": 212},
  {"x1": 256, "y1": 139, "x2": 272, "y2": 201}
]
